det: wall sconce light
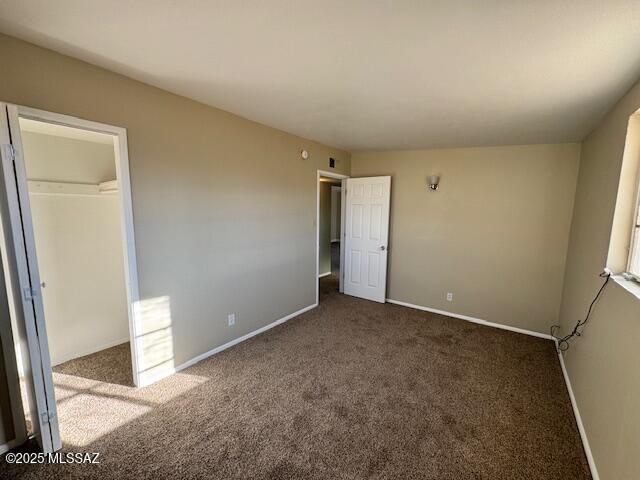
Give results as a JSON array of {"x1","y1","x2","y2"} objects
[{"x1": 427, "y1": 175, "x2": 440, "y2": 191}]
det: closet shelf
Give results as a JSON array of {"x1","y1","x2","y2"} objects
[{"x1": 28, "y1": 180, "x2": 119, "y2": 196}]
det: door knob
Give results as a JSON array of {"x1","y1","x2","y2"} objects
[{"x1": 380, "y1": 245, "x2": 386, "y2": 251}]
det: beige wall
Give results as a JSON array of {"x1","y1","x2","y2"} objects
[
  {"x1": 558, "y1": 78, "x2": 640, "y2": 480},
  {"x1": 319, "y1": 182, "x2": 332, "y2": 275},
  {"x1": 352, "y1": 143, "x2": 580, "y2": 334},
  {"x1": 0, "y1": 33, "x2": 349, "y2": 443}
]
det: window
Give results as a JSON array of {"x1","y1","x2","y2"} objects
[
  {"x1": 607, "y1": 110, "x2": 640, "y2": 286},
  {"x1": 629, "y1": 187, "x2": 640, "y2": 279}
]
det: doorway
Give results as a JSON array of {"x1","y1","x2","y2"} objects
[
  {"x1": 0, "y1": 103, "x2": 140, "y2": 453},
  {"x1": 316, "y1": 170, "x2": 347, "y2": 304},
  {"x1": 22, "y1": 118, "x2": 131, "y2": 370}
]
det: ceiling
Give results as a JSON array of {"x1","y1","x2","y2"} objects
[{"x1": 1, "y1": 1, "x2": 640, "y2": 151}]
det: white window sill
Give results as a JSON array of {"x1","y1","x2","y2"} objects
[{"x1": 611, "y1": 274, "x2": 640, "y2": 300}]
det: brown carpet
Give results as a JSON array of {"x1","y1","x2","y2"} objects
[
  {"x1": 1, "y1": 275, "x2": 590, "y2": 479},
  {"x1": 53, "y1": 343, "x2": 134, "y2": 387}
]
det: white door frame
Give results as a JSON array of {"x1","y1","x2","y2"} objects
[
  {"x1": 6, "y1": 104, "x2": 142, "y2": 388},
  {"x1": 316, "y1": 170, "x2": 348, "y2": 305}
]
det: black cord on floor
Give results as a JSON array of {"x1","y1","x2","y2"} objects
[{"x1": 551, "y1": 271, "x2": 611, "y2": 353}]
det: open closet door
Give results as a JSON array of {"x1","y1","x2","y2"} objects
[
  {"x1": 0, "y1": 103, "x2": 60, "y2": 453},
  {"x1": 344, "y1": 176, "x2": 391, "y2": 303}
]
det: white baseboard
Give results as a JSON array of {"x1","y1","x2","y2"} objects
[
  {"x1": 386, "y1": 299, "x2": 554, "y2": 340},
  {"x1": 52, "y1": 336, "x2": 130, "y2": 367},
  {"x1": 0, "y1": 437, "x2": 23, "y2": 455},
  {"x1": 170, "y1": 303, "x2": 317, "y2": 377},
  {"x1": 556, "y1": 345, "x2": 600, "y2": 480},
  {"x1": 318, "y1": 271, "x2": 332, "y2": 278}
]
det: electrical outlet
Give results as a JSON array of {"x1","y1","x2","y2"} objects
[
  {"x1": 446, "y1": 292, "x2": 453, "y2": 302},
  {"x1": 228, "y1": 313, "x2": 236, "y2": 326}
]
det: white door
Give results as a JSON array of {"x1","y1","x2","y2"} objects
[
  {"x1": 344, "y1": 176, "x2": 391, "y2": 303},
  {"x1": 0, "y1": 103, "x2": 61, "y2": 453}
]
